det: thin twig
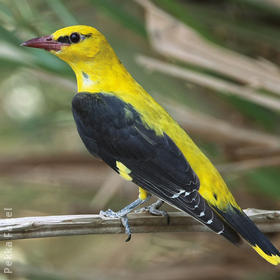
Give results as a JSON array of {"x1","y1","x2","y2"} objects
[
  {"x1": 0, "y1": 209, "x2": 279, "y2": 241},
  {"x1": 163, "y1": 98, "x2": 280, "y2": 148},
  {"x1": 218, "y1": 156, "x2": 280, "y2": 174}
]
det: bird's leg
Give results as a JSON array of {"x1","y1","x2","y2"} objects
[
  {"x1": 99, "y1": 187, "x2": 151, "y2": 242},
  {"x1": 136, "y1": 199, "x2": 170, "y2": 224}
]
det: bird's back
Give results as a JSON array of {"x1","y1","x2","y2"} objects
[{"x1": 113, "y1": 84, "x2": 239, "y2": 211}]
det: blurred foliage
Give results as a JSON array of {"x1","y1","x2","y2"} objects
[{"x1": 0, "y1": 0, "x2": 280, "y2": 279}]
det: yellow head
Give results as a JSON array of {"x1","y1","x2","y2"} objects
[
  {"x1": 21, "y1": 25, "x2": 138, "y2": 93},
  {"x1": 52, "y1": 25, "x2": 109, "y2": 63},
  {"x1": 22, "y1": 25, "x2": 108, "y2": 63}
]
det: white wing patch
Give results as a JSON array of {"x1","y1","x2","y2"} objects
[
  {"x1": 171, "y1": 190, "x2": 185, "y2": 198},
  {"x1": 171, "y1": 189, "x2": 194, "y2": 199},
  {"x1": 199, "y1": 211, "x2": 205, "y2": 217},
  {"x1": 206, "y1": 211, "x2": 214, "y2": 224},
  {"x1": 217, "y1": 225, "x2": 225, "y2": 235}
]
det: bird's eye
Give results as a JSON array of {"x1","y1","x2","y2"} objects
[{"x1": 70, "y1": 33, "x2": 80, "y2": 44}]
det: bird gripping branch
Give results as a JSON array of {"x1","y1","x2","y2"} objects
[{"x1": 22, "y1": 25, "x2": 280, "y2": 265}]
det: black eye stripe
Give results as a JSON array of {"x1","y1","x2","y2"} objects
[
  {"x1": 83, "y1": 33, "x2": 92, "y2": 38},
  {"x1": 57, "y1": 33, "x2": 91, "y2": 44},
  {"x1": 57, "y1": 36, "x2": 70, "y2": 44}
]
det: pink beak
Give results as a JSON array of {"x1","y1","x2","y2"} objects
[{"x1": 21, "y1": 35, "x2": 68, "y2": 51}]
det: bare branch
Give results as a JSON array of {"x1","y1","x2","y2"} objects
[
  {"x1": 218, "y1": 156, "x2": 280, "y2": 174},
  {"x1": 162, "y1": 98, "x2": 280, "y2": 148},
  {"x1": 0, "y1": 209, "x2": 280, "y2": 241},
  {"x1": 137, "y1": 55, "x2": 280, "y2": 113}
]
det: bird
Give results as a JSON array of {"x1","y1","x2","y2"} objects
[{"x1": 21, "y1": 25, "x2": 280, "y2": 265}]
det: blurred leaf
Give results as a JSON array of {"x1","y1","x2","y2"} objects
[
  {"x1": 223, "y1": 94, "x2": 280, "y2": 131},
  {"x1": 0, "y1": 2, "x2": 14, "y2": 24},
  {"x1": 246, "y1": 167, "x2": 280, "y2": 197},
  {"x1": 88, "y1": 0, "x2": 146, "y2": 36},
  {"x1": 230, "y1": 0, "x2": 280, "y2": 16},
  {"x1": 15, "y1": 0, "x2": 34, "y2": 21},
  {"x1": 0, "y1": 26, "x2": 20, "y2": 44},
  {"x1": 47, "y1": 0, "x2": 79, "y2": 26}
]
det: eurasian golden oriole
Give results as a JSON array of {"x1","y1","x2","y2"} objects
[{"x1": 22, "y1": 25, "x2": 280, "y2": 265}]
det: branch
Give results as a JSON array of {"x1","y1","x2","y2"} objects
[
  {"x1": 137, "y1": 55, "x2": 280, "y2": 113},
  {"x1": 0, "y1": 209, "x2": 280, "y2": 241},
  {"x1": 161, "y1": 97, "x2": 280, "y2": 148}
]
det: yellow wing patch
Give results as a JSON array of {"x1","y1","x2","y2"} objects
[
  {"x1": 116, "y1": 161, "x2": 132, "y2": 181},
  {"x1": 252, "y1": 245, "x2": 280, "y2": 265}
]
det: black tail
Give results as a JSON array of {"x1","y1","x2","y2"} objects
[{"x1": 215, "y1": 205, "x2": 280, "y2": 265}]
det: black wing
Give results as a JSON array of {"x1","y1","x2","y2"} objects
[{"x1": 72, "y1": 92, "x2": 240, "y2": 244}]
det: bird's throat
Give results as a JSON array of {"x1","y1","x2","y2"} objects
[{"x1": 69, "y1": 52, "x2": 137, "y2": 94}]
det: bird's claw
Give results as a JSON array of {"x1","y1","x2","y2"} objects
[
  {"x1": 121, "y1": 216, "x2": 132, "y2": 242},
  {"x1": 135, "y1": 200, "x2": 170, "y2": 224},
  {"x1": 99, "y1": 209, "x2": 119, "y2": 218},
  {"x1": 99, "y1": 209, "x2": 132, "y2": 242}
]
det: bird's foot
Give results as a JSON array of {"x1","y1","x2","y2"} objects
[
  {"x1": 135, "y1": 199, "x2": 170, "y2": 224},
  {"x1": 99, "y1": 209, "x2": 131, "y2": 242},
  {"x1": 99, "y1": 196, "x2": 150, "y2": 242}
]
